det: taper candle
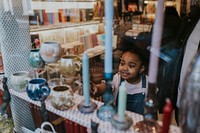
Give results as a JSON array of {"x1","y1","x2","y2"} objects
[
  {"x1": 82, "y1": 52, "x2": 90, "y2": 106},
  {"x1": 162, "y1": 98, "x2": 172, "y2": 133},
  {"x1": 104, "y1": 0, "x2": 113, "y2": 76},
  {"x1": 118, "y1": 82, "x2": 127, "y2": 118},
  {"x1": 121, "y1": 0, "x2": 124, "y2": 12},
  {"x1": 148, "y1": 0, "x2": 165, "y2": 83}
]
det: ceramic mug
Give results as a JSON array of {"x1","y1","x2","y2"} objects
[
  {"x1": 26, "y1": 78, "x2": 50, "y2": 101},
  {"x1": 10, "y1": 71, "x2": 31, "y2": 92},
  {"x1": 59, "y1": 55, "x2": 81, "y2": 77}
]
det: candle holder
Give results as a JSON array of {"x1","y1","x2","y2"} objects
[
  {"x1": 78, "y1": 100, "x2": 97, "y2": 114},
  {"x1": 97, "y1": 73, "x2": 116, "y2": 121},
  {"x1": 133, "y1": 89, "x2": 161, "y2": 133},
  {"x1": 111, "y1": 114, "x2": 133, "y2": 131}
]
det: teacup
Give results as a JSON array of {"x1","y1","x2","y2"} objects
[
  {"x1": 26, "y1": 78, "x2": 50, "y2": 101},
  {"x1": 10, "y1": 71, "x2": 31, "y2": 92},
  {"x1": 50, "y1": 85, "x2": 74, "y2": 111}
]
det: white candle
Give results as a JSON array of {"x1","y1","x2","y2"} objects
[
  {"x1": 148, "y1": 0, "x2": 165, "y2": 83},
  {"x1": 118, "y1": 82, "x2": 127, "y2": 118},
  {"x1": 104, "y1": 0, "x2": 113, "y2": 76},
  {"x1": 82, "y1": 52, "x2": 90, "y2": 106}
]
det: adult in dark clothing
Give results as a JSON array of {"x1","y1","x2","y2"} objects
[
  {"x1": 173, "y1": 5, "x2": 200, "y2": 125},
  {"x1": 136, "y1": 6, "x2": 181, "y2": 48},
  {"x1": 157, "y1": 5, "x2": 200, "y2": 125},
  {"x1": 155, "y1": 6, "x2": 181, "y2": 114},
  {"x1": 131, "y1": 6, "x2": 181, "y2": 115},
  {"x1": 161, "y1": 6, "x2": 181, "y2": 47}
]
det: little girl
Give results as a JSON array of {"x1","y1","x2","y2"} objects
[{"x1": 112, "y1": 49, "x2": 148, "y2": 115}]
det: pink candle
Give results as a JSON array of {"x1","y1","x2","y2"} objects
[{"x1": 148, "y1": 0, "x2": 165, "y2": 83}]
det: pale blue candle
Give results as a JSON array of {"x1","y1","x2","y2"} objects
[
  {"x1": 118, "y1": 82, "x2": 127, "y2": 118},
  {"x1": 82, "y1": 52, "x2": 90, "y2": 106},
  {"x1": 104, "y1": 0, "x2": 113, "y2": 75}
]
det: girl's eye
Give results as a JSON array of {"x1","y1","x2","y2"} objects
[
  {"x1": 120, "y1": 62, "x2": 125, "y2": 66},
  {"x1": 129, "y1": 65, "x2": 135, "y2": 69}
]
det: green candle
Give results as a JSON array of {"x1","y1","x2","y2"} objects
[{"x1": 117, "y1": 82, "x2": 127, "y2": 118}]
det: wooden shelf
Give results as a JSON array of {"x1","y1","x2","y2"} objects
[
  {"x1": 32, "y1": 0, "x2": 97, "y2": 2},
  {"x1": 30, "y1": 21, "x2": 100, "y2": 33},
  {"x1": 31, "y1": 1, "x2": 95, "y2": 11}
]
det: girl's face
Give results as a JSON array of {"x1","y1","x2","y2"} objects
[{"x1": 119, "y1": 51, "x2": 145, "y2": 84}]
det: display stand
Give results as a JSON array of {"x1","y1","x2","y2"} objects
[{"x1": 9, "y1": 89, "x2": 181, "y2": 133}]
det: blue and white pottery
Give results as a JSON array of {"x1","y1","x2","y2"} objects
[{"x1": 26, "y1": 78, "x2": 50, "y2": 101}]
